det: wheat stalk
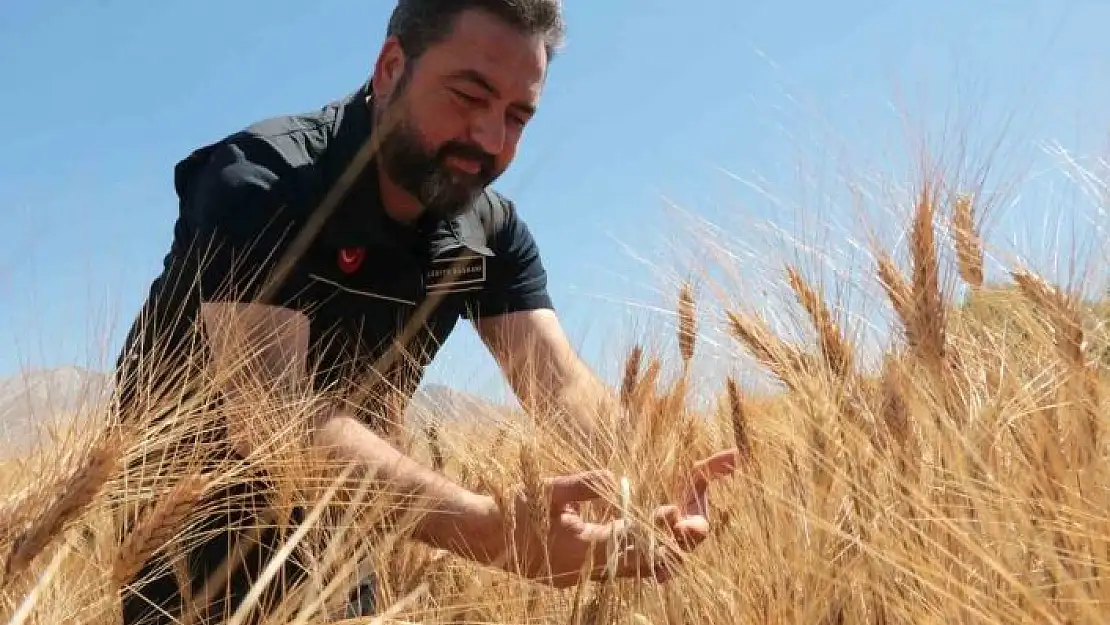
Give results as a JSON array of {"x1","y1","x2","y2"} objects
[
  {"x1": 112, "y1": 472, "x2": 210, "y2": 588},
  {"x1": 677, "y1": 282, "x2": 697, "y2": 365},
  {"x1": 908, "y1": 182, "x2": 947, "y2": 369},
  {"x1": 952, "y1": 192, "x2": 984, "y2": 289},
  {"x1": 2, "y1": 431, "x2": 121, "y2": 585},
  {"x1": 786, "y1": 265, "x2": 854, "y2": 378},
  {"x1": 877, "y1": 252, "x2": 913, "y2": 328},
  {"x1": 725, "y1": 309, "x2": 810, "y2": 389},
  {"x1": 1012, "y1": 269, "x2": 1085, "y2": 369},
  {"x1": 620, "y1": 345, "x2": 643, "y2": 409}
]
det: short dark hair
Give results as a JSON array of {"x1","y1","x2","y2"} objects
[{"x1": 386, "y1": 0, "x2": 566, "y2": 62}]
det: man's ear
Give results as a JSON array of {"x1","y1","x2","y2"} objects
[{"x1": 372, "y1": 37, "x2": 408, "y2": 101}]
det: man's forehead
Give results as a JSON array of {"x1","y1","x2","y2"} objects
[{"x1": 424, "y1": 12, "x2": 547, "y2": 98}]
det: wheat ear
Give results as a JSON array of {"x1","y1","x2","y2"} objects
[
  {"x1": 786, "y1": 265, "x2": 853, "y2": 378},
  {"x1": 725, "y1": 377, "x2": 752, "y2": 463},
  {"x1": 908, "y1": 183, "x2": 947, "y2": 368},
  {"x1": 725, "y1": 309, "x2": 810, "y2": 389},
  {"x1": 3, "y1": 431, "x2": 120, "y2": 585},
  {"x1": 619, "y1": 344, "x2": 643, "y2": 409},
  {"x1": 112, "y1": 472, "x2": 210, "y2": 588},
  {"x1": 877, "y1": 252, "x2": 913, "y2": 328},
  {"x1": 952, "y1": 192, "x2": 984, "y2": 288},
  {"x1": 1012, "y1": 269, "x2": 1085, "y2": 369},
  {"x1": 677, "y1": 282, "x2": 697, "y2": 365}
]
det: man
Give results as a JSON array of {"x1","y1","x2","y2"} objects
[{"x1": 114, "y1": 1, "x2": 737, "y2": 623}]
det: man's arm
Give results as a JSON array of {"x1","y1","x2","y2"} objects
[
  {"x1": 202, "y1": 303, "x2": 740, "y2": 589},
  {"x1": 199, "y1": 302, "x2": 502, "y2": 563},
  {"x1": 461, "y1": 196, "x2": 623, "y2": 460},
  {"x1": 475, "y1": 308, "x2": 622, "y2": 462},
  {"x1": 312, "y1": 410, "x2": 498, "y2": 557}
]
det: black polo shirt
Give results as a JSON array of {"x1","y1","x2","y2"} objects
[{"x1": 115, "y1": 83, "x2": 553, "y2": 427}]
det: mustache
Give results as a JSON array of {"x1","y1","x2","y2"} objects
[{"x1": 436, "y1": 141, "x2": 495, "y2": 175}]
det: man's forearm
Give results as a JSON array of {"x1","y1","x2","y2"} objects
[
  {"x1": 312, "y1": 411, "x2": 500, "y2": 563},
  {"x1": 546, "y1": 362, "x2": 623, "y2": 463},
  {"x1": 198, "y1": 303, "x2": 504, "y2": 563}
]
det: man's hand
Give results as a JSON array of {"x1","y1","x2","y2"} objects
[
  {"x1": 654, "y1": 448, "x2": 740, "y2": 551},
  {"x1": 468, "y1": 448, "x2": 740, "y2": 587}
]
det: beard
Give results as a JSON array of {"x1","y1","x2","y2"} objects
[{"x1": 376, "y1": 94, "x2": 501, "y2": 222}]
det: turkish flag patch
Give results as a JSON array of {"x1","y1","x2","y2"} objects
[{"x1": 337, "y1": 247, "x2": 365, "y2": 274}]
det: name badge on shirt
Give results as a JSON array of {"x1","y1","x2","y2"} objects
[{"x1": 424, "y1": 254, "x2": 487, "y2": 295}]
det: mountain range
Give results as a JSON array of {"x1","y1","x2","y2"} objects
[
  {"x1": 0, "y1": 366, "x2": 111, "y2": 453},
  {"x1": 0, "y1": 367, "x2": 510, "y2": 456}
]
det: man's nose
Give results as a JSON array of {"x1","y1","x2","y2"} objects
[{"x1": 469, "y1": 110, "x2": 506, "y2": 156}]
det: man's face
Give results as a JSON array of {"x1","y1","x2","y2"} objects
[{"x1": 374, "y1": 9, "x2": 548, "y2": 221}]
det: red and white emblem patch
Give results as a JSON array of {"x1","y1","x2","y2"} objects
[{"x1": 337, "y1": 247, "x2": 365, "y2": 274}]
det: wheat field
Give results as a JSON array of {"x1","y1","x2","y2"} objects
[{"x1": 2, "y1": 153, "x2": 1110, "y2": 625}]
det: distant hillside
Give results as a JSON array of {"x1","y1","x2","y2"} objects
[
  {"x1": 0, "y1": 367, "x2": 511, "y2": 455},
  {"x1": 405, "y1": 383, "x2": 517, "y2": 427},
  {"x1": 0, "y1": 366, "x2": 110, "y2": 452}
]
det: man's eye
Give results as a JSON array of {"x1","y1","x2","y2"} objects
[{"x1": 451, "y1": 89, "x2": 481, "y2": 104}]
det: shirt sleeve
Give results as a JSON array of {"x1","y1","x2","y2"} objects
[
  {"x1": 114, "y1": 137, "x2": 298, "y2": 398},
  {"x1": 461, "y1": 197, "x2": 554, "y2": 319},
  {"x1": 178, "y1": 138, "x2": 299, "y2": 305}
]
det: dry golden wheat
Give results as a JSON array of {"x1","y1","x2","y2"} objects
[
  {"x1": 111, "y1": 472, "x2": 209, "y2": 589},
  {"x1": 908, "y1": 181, "x2": 948, "y2": 369},
  {"x1": 7, "y1": 138, "x2": 1110, "y2": 625},
  {"x1": 953, "y1": 192, "x2": 985, "y2": 289},
  {"x1": 725, "y1": 308, "x2": 812, "y2": 389},
  {"x1": 877, "y1": 251, "x2": 914, "y2": 328},
  {"x1": 2, "y1": 430, "x2": 121, "y2": 587},
  {"x1": 677, "y1": 283, "x2": 697, "y2": 366},
  {"x1": 786, "y1": 265, "x2": 854, "y2": 379}
]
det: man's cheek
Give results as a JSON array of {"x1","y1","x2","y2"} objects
[{"x1": 427, "y1": 108, "x2": 475, "y2": 148}]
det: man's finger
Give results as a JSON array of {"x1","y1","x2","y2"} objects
[
  {"x1": 653, "y1": 504, "x2": 682, "y2": 529},
  {"x1": 673, "y1": 449, "x2": 740, "y2": 518},
  {"x1": 561, "y1": 512, "x2": 614, "y2": 543},
  {"x1": 692, "y1": 449, "x2": 740, "y2": 484},
  {"x1": 672, "y1": 516, "x2": 711, "y2": 549},
  {"x1": 679, "y1": 448, "x2": 739, "y2": 500},
  {"x1": 652, "y1": 504, "x2": 709, "y2": 551},
  {"x1": 546, "y1": 470, "x2": 617, "y2": 509}
]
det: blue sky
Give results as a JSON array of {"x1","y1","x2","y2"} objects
[{"x1": 2, "y1": 1, "x2": 1109, "y2": 400}]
